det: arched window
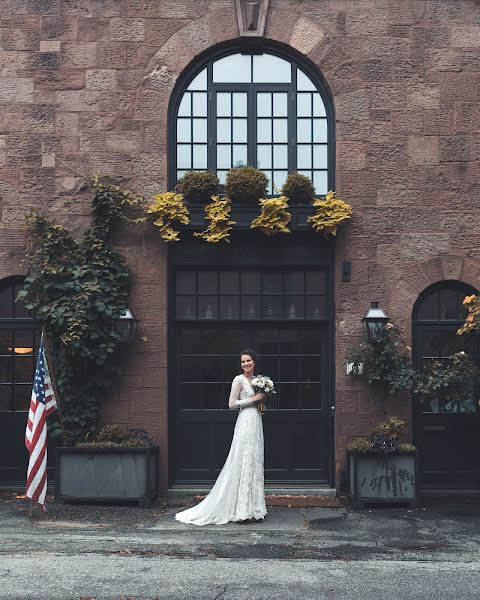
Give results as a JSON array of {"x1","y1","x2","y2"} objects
[
  {"x1": 171, "y1": 48, "x2": 333, "y2": 195},
  {"x1": 0, "y1": 277, "x2": 40, "y2": 412},
  {"x1": 413, "y1": 281, "x2": 478, "y2": 413}
]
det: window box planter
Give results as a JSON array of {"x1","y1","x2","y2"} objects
[
  {"x1": 56, "y1": 446, "x2": 159, "y2": 508},
  {"x1": 186, "y1": 204, "x2": 315, "y2": 231},
  {"x1": 347, "y1": 450, "x2": 416, "y2": 508}
]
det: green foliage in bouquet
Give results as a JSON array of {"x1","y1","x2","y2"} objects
[{"x1": 225, "y1": 166, "x2": 268, "y2": 204}]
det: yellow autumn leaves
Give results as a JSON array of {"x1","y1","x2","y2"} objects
[{"x1": 458, "y1": 294, "x2": 480, "y2": 335}]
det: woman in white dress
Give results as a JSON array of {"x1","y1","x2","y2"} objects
[{"x1": 175, "y1": 350, "x2": 267, "y2": 525}]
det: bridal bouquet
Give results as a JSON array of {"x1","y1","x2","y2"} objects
[{"x1": 251, "y1": 375, "x2": 276, "y2": 414}]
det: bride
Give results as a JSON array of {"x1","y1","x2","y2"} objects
[{"x1": 175, "y1": 350, "x2": 267, "y2": 525}]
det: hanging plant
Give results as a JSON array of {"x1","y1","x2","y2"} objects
[
  {"x1": 147, "y1": 191, "x2": 190, "y2": 242},
  {"x1": 250, "y1": 196, "x2": 292, "y2": 236},
  {"x1": 193, "y1": 195, "x2": 236, "y2": 243},
  {"x1": 308, "y1": 191, "x2": 352, "y2": 236},
  {"x1": 457, "y1": 294, "x2": 480, "y2": 335}
]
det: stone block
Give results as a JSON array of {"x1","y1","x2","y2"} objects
[
  {"x1": 451, "y1": 26, "x2": 480, "y2": 48},
  {"x1": 0, "y1": 52, "x2": 18, "y2": 77},
  {"x1": 289, "y1": 17, "x2": 325, "y2": 55},
  {"x1": 90, "y1": 0, "x2": 121, "y2": 17},
  {"x1": 376, "y1": 187, "x2": 420, "y2": 207},
  {"x1": 346, "y1": 8, "x2": 387, "y2": 35},
  {"x1": 134, "y1": 88, "x2": 168, "y2": 121},
  {"x1": 145, "y1": 17, "x2": 189, "y2": 47},
  {"x1": 125, "y1": 42, "x2": 156, "y2": 69},
  {"x1": 12, "y1": 0, "x2": 58, "y2": 14},
  {"x1": 78, "y1": 17, "x2": 109, "y2": 41},
  {"x1": 308, "y1": 39, "x2": 349, "y2": 73},
  {"x1": 0, "y1": 111, "x2": 19, "y2": 133},
  {"x1": 18, "y1": 51, "x2": 60, "y2": 70},
  {"x1": 387, "y1": 0, "x2": 426, "y2": 25},
  {"x1": 441, "y1": 255, "x2": 464, "y2": 280},
  {"x1": 79, "y1": 130, "x2": 105, "y2": 152},
  {"x1": 393, "y1": 57, "x2": 425, "y2": 81},
  {"x1": 390, "y1": 110, "x2": 424, "y2": 135},
  {"x1": 99, "y1": 90, "x2": 136, "y2": 118},
  {"x1": 110, "y1": 18, "x2": 145, "y2": 42},
  {"x1": 358, "y1": 59, "x2": 393, "y2": 82},
  {"x1": 367, "y1": 83, "x2": 406, "y2": 109},
  {"x1": 343, "y1": 36, "x2": 409, "y2": 60},
  {"x1": 425, "y1": 0, "x2": 471, "y2": 25},
  {"x1": 336, "y1": 141, "x2": 366, "y2": 170},
  {"x1": 60, "y1": 0, "x2": 91, "y2": 16},
  {"x1": 19, "y1": 166, "x2": 55, "y2": 197},
  {"x1": 116, "y1": 69, "x2": 143, "y2": 90},
  {"x1": 61, "y1": 41, "x2": 97, "y2": 69},
  {"x1": 439, "y1": 136, "x2": 469, "y2": 162},
  {"x1": 424, "y1": 110, "x2": 454, "y2": 135},
  {"x1": 35, "y1": 69, "x2": 85, "y2": 90},
  {"x1": 85, "y1": 68, "x2": 116, "y2": 90},
  {"x1": 18, "y1": 104, "x2": 55, "y2": 133},
  {"x1": 41, "y1": 16, "x2": 77, "y2": 40},
  {"x1": 6, "y1": 133, "x2": 41, "y2": 167},
  {"x1": 411, "y1": 26, "x2": 450, "y2": 49},
  {"x1": 455, "y1": 103, "x2": 480, "y2": 133},
  {"x1": 407, "y1": 83, "x2": 440, "y2": 109},
  {"x1": 55, "y1": 90, "x2": 99, "y2": 111},
  {"x1": 121, "y1": 0, "x2": 163, "y2": 17},
  {"x1": 1, "y1": 28, "x2": 40, "y2": 51},
  {"x1": 80, "y1": 113, "x2": 116, "y2": 131},
  {"x1": 407, "y1": 135, "x2": 439, "y2": 166},
  {"x1": 425, "y1": 49, "x2": 462, "y2": 72},
  {"x1": 401, "y1": 233, "x2": 449, "y2": 261},
  {"x1": 335, "y1": 89, "x2": 369, "y2": 122},
  {"x1": 367, "y1": 143, "x2": 406, "y2": 168},
  {"x1": 105, "y1": 130, "x2": 141, "y2": 152},
  {"x1": 437, "y1": 74, "x2": 477, "y2": 103},
  {"x1": 90, "y1": 152, "x2": 133, "y2": 177},
  {"x1": 97, "y1": 42, "x2": 126, "y2": 69},
  {"x1": 0, "y1": 78, "x2": 33, "y2": 102}
]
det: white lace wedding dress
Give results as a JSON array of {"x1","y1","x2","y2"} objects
[{"x1": 175, "y1": 374, "x2": 267, "y2": 525}]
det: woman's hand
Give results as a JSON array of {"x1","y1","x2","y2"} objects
[{"x1": 252, "y1": 393, "x2": 266, "y2": 404}]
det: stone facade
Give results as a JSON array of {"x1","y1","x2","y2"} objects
[{"x1": 1, "y1": 0, "x2": 480, "y2": 493}]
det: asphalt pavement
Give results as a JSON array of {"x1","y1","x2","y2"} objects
[{"x1": 1, "y1": 493, "x2": 480, "y2": 599}]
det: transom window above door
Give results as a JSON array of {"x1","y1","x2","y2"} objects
[{"x1": 174, "y1": 51, "x2": 331, "y2": 195}]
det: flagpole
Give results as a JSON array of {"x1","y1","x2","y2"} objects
[{"x1": 42, "y1": 326, "x2": 68, "y2": 446}]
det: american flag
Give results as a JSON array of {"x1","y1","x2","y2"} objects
[{"x1": 25, "y1": 333, "x2": 57, "y2": 508}]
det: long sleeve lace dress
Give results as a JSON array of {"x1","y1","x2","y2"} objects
[{"x1": 175, "y1": 374, "x2": 267, "y2": 525}]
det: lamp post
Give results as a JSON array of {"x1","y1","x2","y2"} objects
[
  {"x1": 114, "y1": 308, "x2": 138, "y2": 344},
  {"x1": 362, "y1": 301, "x2": 389, "y2": 343}
]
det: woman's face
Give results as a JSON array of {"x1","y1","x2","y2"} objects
[{"x1": 240, "y1": 354, "x2": 255, "y2": 375}]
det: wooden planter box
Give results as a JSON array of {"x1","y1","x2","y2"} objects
[
  {"x1": 56, "y1": 446, "x2": 159, "y2": 508},
  {"x1": 347, "y1": 451, "x2": 416, "y2": 508}
]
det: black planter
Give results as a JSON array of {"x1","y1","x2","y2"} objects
[
  {"x1": 56, "y1": 446, "x2": 159, "y2": 508},
  {"x1": 347, "y1": 451, "x2": 416, "y2": 508}
]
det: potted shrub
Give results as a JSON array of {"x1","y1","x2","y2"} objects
[
  {"x1": 281, "y1": 172, "x2": 315, "y2": 205},
  {"x1": 347, "y1": 418, "x2": 416, "y2": 508},
  {"x1": 56, "y1": 426, "x2": 159, "y2": 507},
  {"x1": 225, "y1": 165, "x2": 268, "y2": 205},
  {"x1": 178, "y1": 170, "x2": 219, "y2": 204}
]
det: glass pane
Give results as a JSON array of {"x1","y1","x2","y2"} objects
[
  {"x1": 285, "y1": 272, "x2": 305, "y2": 293},
  {"x1": 416, "y1": 292, "x2": 437, "y2": 320},
  {"x1": 313, "y1": 119, "x2": 328, "y2": 143},
  {"x1": 217, "y1": 145, "x2": 231, "y2": 169},
  {"x1": 297, "y1": 93, "x2": 312, "y2": 117},
  {"x1": 13, "y1": 330, "x2": 34, "y2": 356},
  {"x1": 253, "y1": 54, "x2": 291, "y2": 83},
  {"x1": 273, "y1": 119, "x2": 288, "y2": 143},
  {"x1": 219, "y1": 272, "x2": 239, "y2": 294},
  {"x1": 313, "y1": 171, "x2": 328, "y2": 195},
  {"x1": 273, "y1": 145, "x2": 288, "y2": 169},
  {"x1": 232, "y1": 145, "x2": 247, "y2": 168},
  {"x1": 273, "y1": 93, "x2": 288, "y2": 117},
  {"x1": 263, "y1": 172, "x2": 273, "y2": 195},
  {"x1": 198, "y1": 296, "x2": 218, "y2": 319},
  {"x1": 177, "y1": 170, "x2": 186, "y2": 181},
  {"x1": 220, "y1": 296, "x2": 240, "y2": 319},
  {"x1": 188, "y1": 68, "x2": 207, "y2": 91},
  {"x1": 241, "y1": 296, "x2": 260, "y2": 319},
  {"x1": 297, "y1": 145, "x2": 312, "y2": 169},
  {"x1": 0, "y1": 331, "x2": 13, "y2": 355},
  {"x1": 278, "y1": 328, "x2": 301, "y2": 353},
  {"x1": 297, "y1": 69, "x2": 316, "y2": 91},
  {"x1": 0, "y1": 385, "x2": 11, "y2": 411},
  {"x1": 313, "y1": 145, "x2": 328, "y2": 170},
  {"x1": 233, "y1": 93, "x2": 247, "y2": 117},
  {"x1": 298, "y1": 170, "x2": 312, "y2": 182},
  {"x1": 180, "y1": 383, "x2": 201, "y2": 409},
  {"x1": 420, "y1": 331, "x2": 466, "y2": 358},
  {"x1": 263, "y1": 272, "x2": 282, "y2": 293},
  {"x1": 302, "y1": 383, "x2": 321, "y2": 409},
  {"x1": 193, "y1": 144, "x2": 207, "y2": 169},
  {"x1": 213, "y1": 54, "x2": 251, "y2": 83},
  {"x1": 181, "y1": 357, "x2": 202, "y2": 381},
  {"x1": 192, "y1": 92, "x2": 207, "y2": 117},
  {"x1": 301, "y1": 356, "x2": 321, "y2": 382},
  {"x1": 177, "y1": 119, "x2": 191, "y2": 143},
  {"x1": 15, "y1": 357, "x2": 33, "y2": 383},
  {"x1": 177, "y1": 271, "x2": 196, "y2": 294},
  {"x1": 257, "y1": 120, "x2": 271, "y2": 143},
  {"x1": 306, "y1": 271, "x2": 326, "y2": 294},
  {"x1": 257, "y1": 93, "x2": 272, "y2": 117},
  {"x1": 286, "y1": 295, "x2": 305, "y2": 319},
  {"x1": 216, "y1": 92, "x2": 231, "y2": 117},
  {"x1": 306, "y1": 296, "x2": 327, "y2": 319},
  {"x1": 0, "y1": 287, "x2": 12, "y2": 319},
  {"x1": 297, "y1": 119, "x2": 312, "y2": 143},
  {"x1": 257, "y1": 145, "x2": 272, "y2": 170},
  {"x1": 202, "y1": 357, "x2": 224, "y2": 382},
  {"x1": 232, "y1": 119, "x2": 247, "y2": 143},
  {"x1": 278, "y1": 383, "x2": 299, "y2": 408},
  {"x1": 263, "y1": 296, "x2": 283, "y2": 318},
  {"x1": 217, "y1": 170, "x2": 227, "y2": 184},
  {"x1": 439, "y1": 289, "x2": 467, "y2": 320},
  {"x1": 198, "y1": 271, "x2": 217, "y2": 294},
  {"x1": 0, "y1": 357, "x2": 12, "y2": 383},
  {"x1": 300, "y1": 329, "x2": 323, "y2": 353},
  {"x1": 241, "y1": 271, "x2": 261, "y2": 293},
  {"x1": 204, "y1": 383, "x2": 224, "y2": 409},
  {"x1": 260, "y1": 356, "x2": 278, "y2": 382},
  {"x1": 177, "y1": 145, "x2": 191, "y2": 169},
  {"x1": 192, "y1": 119, "x2": 207, "y2": 143},
  {"x1": 14, "y1": 284, "x2": 28, "y2": 319},
  {"x1": 279, "y1": 356, "x2": 300, "y2": 381},
  {"x1": 176, "y1": 296, "x2": 196, "y2": 319},
  {"x1": 273, "y1": 170, "x2": 288, "y2": 192},
  {"x1": 178, "y1": 93, "x2": 191, "y2": 117},
  {"x1": 313, "y1": 93, "x2": 326, "y2": 117}
]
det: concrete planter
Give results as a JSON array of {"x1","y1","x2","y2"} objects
[
  {"x1": 347, "y1": 451, "x2": 416, "y2": 508},
  {"x1": 56, "y1": 446, "x2": 159, "y2": 507}
]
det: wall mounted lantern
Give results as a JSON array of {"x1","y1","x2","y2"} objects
[
  {"x1": 114, "y1": 309, "x2": 138, "y2": 344},
  {"x1": 362, "y1": 301, "x2": 389, "y2": 343}
]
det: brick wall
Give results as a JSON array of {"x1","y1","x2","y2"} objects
[{"x1": 1, "y1": 0, "x2": 479, "y2": 492}]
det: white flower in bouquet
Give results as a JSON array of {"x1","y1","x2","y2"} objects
[{"x1": 251, "y1": 375, "x2": 276, "y2": 415}]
